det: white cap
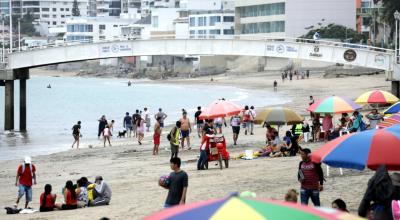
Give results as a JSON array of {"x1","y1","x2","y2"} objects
[{"x1": 24, "y1": 156, "x2": 31, "y2": 164}]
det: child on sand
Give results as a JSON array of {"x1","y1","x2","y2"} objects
[
  {"x1": 284, "y1": 189, "x2": 298, "y2": 203},
  {"x1": 103, "y1": 125, "x2": 112, "y2": 147}
]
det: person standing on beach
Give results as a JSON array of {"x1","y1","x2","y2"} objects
[
  {"x1": 273, "y1": 80, "x2": 278, "y2": 92},
  {"x1": 230, "y1": 115, "x2": 241, "y2": 145},
  {"x1": 144, "y1": 107, "x2": 151, "y2": 132},
  {"x1": 194, "y1": 106, "x2": 204, "y2": 138},
  {"x1": 153, "y1": 117, "x2": 162, "y2": 155},
  {"x1": 132, "y1": 110, "x2": 140, "y2": 137},
  {"x1": 98, "y1": 115, "x2": 108, "y2": 139},
  {"x1": 298, "y1": 148, "x2": 324, "y2": 207},
  {"x1": 249, "y1": 106, "x2": 256, "y2": 135},
  {"x1": 103, "y1": 125, "x2": 112, "y2": 147},
  {"x1": 169, "y1": 121, "x2": 181, "y2": 159},
  {"x1": 72, "y1": 121, "x2": 81, "y2": 149},
  {"x1": 164, "y1": 157, "x2": 188, "y2": 208},
  {"x1": 242, "y1": 106, "x2": 251, "y2": 135},
  {"x1": 15, "y1": 156, "x2": 36, "y2": 209},
  {"x1": 108, "y1": 120, "x2": 115, "y2": 132},
  {"x1": 155, "y1": 108, "x2": 168, "y2": 129},
  {"x1": 123, "y1": 112, "x2": 133, "y2": 137},
  {"x1": 289, "y1": 72, "x2": 293, "y2": 81},
  {"x1": 137, "y1": 116, "x2": 145, "y2": 145},
  {"x1": 179, "y1": 112, "x2": 192, "y2": 150}
]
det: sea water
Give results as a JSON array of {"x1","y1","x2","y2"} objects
[{"x1": 0, "y1": 76, "x2": 290, "y2": 160}]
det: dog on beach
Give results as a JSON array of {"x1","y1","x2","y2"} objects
[{"x1": 117, "y1": 130, "x2": 127, "y2": 138}]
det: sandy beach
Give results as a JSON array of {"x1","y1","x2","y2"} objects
[{"x1": 0, "y1": 70, "x2": 390, "y2": 219}]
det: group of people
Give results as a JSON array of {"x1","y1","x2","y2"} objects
[
  {"x1": 14, "y1": 156, "x2": 112, "y2": 213},
  {"x1": 281, "y1": 70, "x2": 310, "y2": 82}
]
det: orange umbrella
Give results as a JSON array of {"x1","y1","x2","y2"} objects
[{"x1": 199, "y1": 99, "x2": 243, "y2": 120}]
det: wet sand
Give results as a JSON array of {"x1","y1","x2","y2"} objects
[{"x1": 0, "y1": 71, "x2": 389, "y2": 219}]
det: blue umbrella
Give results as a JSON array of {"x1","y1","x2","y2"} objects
[{"x1": 384, "y1": 102, "x2": 400, "y2": 114}]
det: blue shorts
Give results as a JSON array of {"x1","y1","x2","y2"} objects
[
  {"x1": 18, "y1": 184, "x2": 32, "y2": 202},
  {"x1": 160, "y1": 122, "x2": 164, "y2": 128},
  {"x1": 181, "y1": 130, "x2": 190, "y2": 138}
]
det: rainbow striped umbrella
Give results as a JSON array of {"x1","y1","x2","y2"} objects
[
  {"x1": 384, "y1": 102, "x2": 400, "y2": 114},
  {"x1": 378, "y1": 113, "x2": 400, "y2": 129},
  {"x1": 145, "y1": 195, "x2": 362, "y2": 220},
  {"x1": 307, "y1": 96, "x2": 361, "y2": 114},
  {"x1": 355, "y1": 90, "x2": 399, "y2": 105},
  {"x1": 311, "y1": 125, "x2": 400, "y2": 170}
]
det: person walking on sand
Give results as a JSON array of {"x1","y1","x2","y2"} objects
[
  {"x1": 249, "y1": 106, "x2": 256, "y2": 135},
  {"x1": 155, "y1": 108, "x2": 168, "y2": 129},
  {"x1": 144, "y1": 107, "x2": 151, "y2": 132},
  {"x1": 273, "y1": 80, "x2": 278, "y2": 92},
  {"x1": 98, "y1": 115, "x2": 108, "y2": 139},
  {"x1": 123, "y1": 112, "x2": 133, "y2": 137},
  {"x1": 15, "y1": 156, "x2": 36, "y2": 209},
  {"x1": 137, "y1": 116, "x2": 145, "y2": 145},
  {"x1": 298, "y1": 148, "x2": 324, "y2": 207},
  {"x1": 153, "y1": 117, "x2": 162, "y2": 155},
  {"x1": 230, "y1": 115, "x2": 241, "y2": 145},
  {"x1": 169, "y1": 121, "x2": 181, "y2": 159},
  {"x1": 72, "y1": 121, "x2": 81, "y2": 149},
  {"x1": 132, "y1": 110, "x2": 140, "y2": 137},
  {"x1": 103, "y1": 125, "x2": 112, "y2": 147},
  {"x1": 164, "y1": 157, "x2": 188, "y2": 208},
  {"x1": 242, "y1": 106, "x2": 251, "y2": 135},
  {"x1": 108, "y1": 120, "x2": 115, "y2": 132},
  {"x1": 179, "y1": 112, "x2": 192, "y2": 150},
  {"x1": 194, "y1": 106, "x2": 204, "y2": 138}
]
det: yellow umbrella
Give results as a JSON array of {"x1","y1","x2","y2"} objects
[
  {"x1": 355, "y1": 90, "x2": 399, "y2": 105},
  {"x1": 255, "y1": 107, "x2": 303, "y2": 125}
]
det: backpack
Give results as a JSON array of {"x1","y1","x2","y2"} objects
[
  {"x1": 21, "y1": 163, "x2": 33, "y2": 178},
  {"x1": 167, "y1": 133, "x2": 172, "y2": 141}
]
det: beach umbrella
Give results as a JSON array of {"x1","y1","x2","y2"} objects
[
  {"x1": 307, "y1": 96, "x2": 361, "y2": 114},
  {"x1": 254, "y1": 107, "x2": 303, "y2": 125},
  {"x1": 311, "y1": 125, "x2": 400, "y2": 171},
  {"x1": 378, "y1": 113, "x2": 400, "y2": 129},
  {"x1": 384, "y1": 102, "x2": 400, "y2": 114},
  {"x1": 145, "y1": 195, "x2": 360, "y2": 220},
  {"x1": 199, "y1": 99, "x2": 242, "y2": 120},
  {"x1": 355, "y1": 90, "x2": 399, "y2": 105}
]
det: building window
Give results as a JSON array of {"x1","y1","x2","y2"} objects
[
  {"x1": 42, "y1": 8, "x2": 49, "y2": 12},
  {"x1": 99, "y1": 24, "x2": 106, "y2": 30},
  {"x1": 197, "y1": 29, "x2": 205, "y2": 38},
  {"x1": 189, "y1": 17, "x2": 195, "y2": 27},
  {"x1": 152, "y1": 16, "x2": 158, "y2": 27},
  {"x1": 66, "y1": 8, "x2": 69, "y2": 11},
  {"x1": 42, "y1": 14, "x2": 49, "y2": 18},
  {"x1": 52, "y1": 8, "x2": 56, "y2": 12},
  {"x1": 52, "y1": 14, "x2": 56, "y2": 18},
  {"x1": 61, "y1": 15, "x2": 65, "y2": 18},
  {"x1": 53, "y1": 21, "x2": 57, "y2": 25},
  {"x1": 223, "y1": 29, "x2": 234, "y2": 35},
  {"x1": 209, "y1": 29, "x2": 221, "y2": 35},
  {"x1": 223, "y1": 16, "x2": 234, "y2": 22},
  {"x1": 209, "y1": 16, "x2": 221, "y2": 26},
  {"x1": 198, "y1": 17, "x2": 206, "y2": 26},
  {"x1": 241, "y1": 21, "x2": 285, "y2": 34},
  {"x1": 60, "y1": 8, "x2": 64, "y2": 11},
  {"x1": 239, "y1": 2, "x2": 285, "y2": 18}
]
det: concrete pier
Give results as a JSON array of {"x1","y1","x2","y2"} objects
[
  {"x1": 4, "y1": 80, "x2": 14, "y2": 130},
  {"x1": 393, "y1": 81, "x2": 400, "y2": 98},
  {"x1": 20, "y1": 79, "x2": 26, "y2": 131}
]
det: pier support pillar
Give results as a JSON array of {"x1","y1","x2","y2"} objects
[
  {"x1": 393, "y1": 81, "x2": 400, "y2": 98},
  {"x1": 19, "y1": 79, "x2": 26, "y2": 131},
  {"x1": 4, "y1": 80, "x2": 14, "y2": 130}
]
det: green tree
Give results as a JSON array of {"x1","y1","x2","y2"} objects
[
  {"x1": 301, "y1": 23, "x2": 368, "y2": 44},
  {"x1": 375, "y1": 0, "x2": 400, "y2": 37},
  {"x1": 72, "y1": 0, "x2": 80, "y2": 16},
  {"x1": 5, "y1": 12, "x2": 39, "y2": 37}
]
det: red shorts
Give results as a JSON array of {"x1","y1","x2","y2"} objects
[{"x1": 153, "y1": 133, "x2": 160, "y2": 145}]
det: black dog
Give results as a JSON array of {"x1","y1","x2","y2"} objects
[{"x1": 117, "y1": 130, "x2": 127, "y2": 138}]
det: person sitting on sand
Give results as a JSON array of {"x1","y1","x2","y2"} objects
[
  {"x1": 332, "y1": 199, "x2": 348, "y2": 212},
  {"x1": 274, "y1": 131, "x2": 300, "y2": 157},
  {"x1": 56, "y1": 180, "x2": 77, "y2": 210},
  {"x1": 285, "y1": 189, "x2": 298, "y2": 203},
  {"x1": 76, "y1": 178, "x2": 89, "y2": 208},
  {"x1": 265, "y1": 124, "x2": 277, "y2": 144},
  {"x1": 90, "y1": 176, "x2": 112, "y2": 206},
  {"x1": 39, "y1": 184, "x2": 56, "y2": 212},
  {"x1": 261, "y1": 132, "x2": 281, "y2": 157}
]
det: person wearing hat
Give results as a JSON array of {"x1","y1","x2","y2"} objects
[
  {"x1": 15, "y1": 156, "x2": 36, "y2": 208},
  {"x1": 90, "y1": 176, "x2": 112, "y2": 206}
]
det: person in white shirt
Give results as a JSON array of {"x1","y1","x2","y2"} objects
[{"x1": 249, "y1": 106, "x2": 257, "y2": 135}]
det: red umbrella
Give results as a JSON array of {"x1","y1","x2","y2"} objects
[{"x1": 199, "y1": 99, "x2": 243, "y2": 120}]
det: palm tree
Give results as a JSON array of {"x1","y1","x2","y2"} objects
[{"x1": 375, "y1": 0, "x2": 400, "y2": 39}]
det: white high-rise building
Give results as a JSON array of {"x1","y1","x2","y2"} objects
[{"x1": 235, "y1": 0, "x2": 356, "y2": 38}]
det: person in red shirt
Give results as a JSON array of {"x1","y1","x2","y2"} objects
[
  {"x1": 15, "y1": 156, "x2": 36, "y2": 209},
  {"x1": 39, "y1": 184, "x2": 56, "y2": 212},
  {"x1": 55, "y1": 180, "x2": 78, "y2": 210},
  {"x1": 298, "y1": 148, "x2": 324, "y2": 206}
]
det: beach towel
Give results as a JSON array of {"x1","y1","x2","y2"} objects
[{"x1": 19, "y1": 208, "x2": 38, "y2": 214}]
